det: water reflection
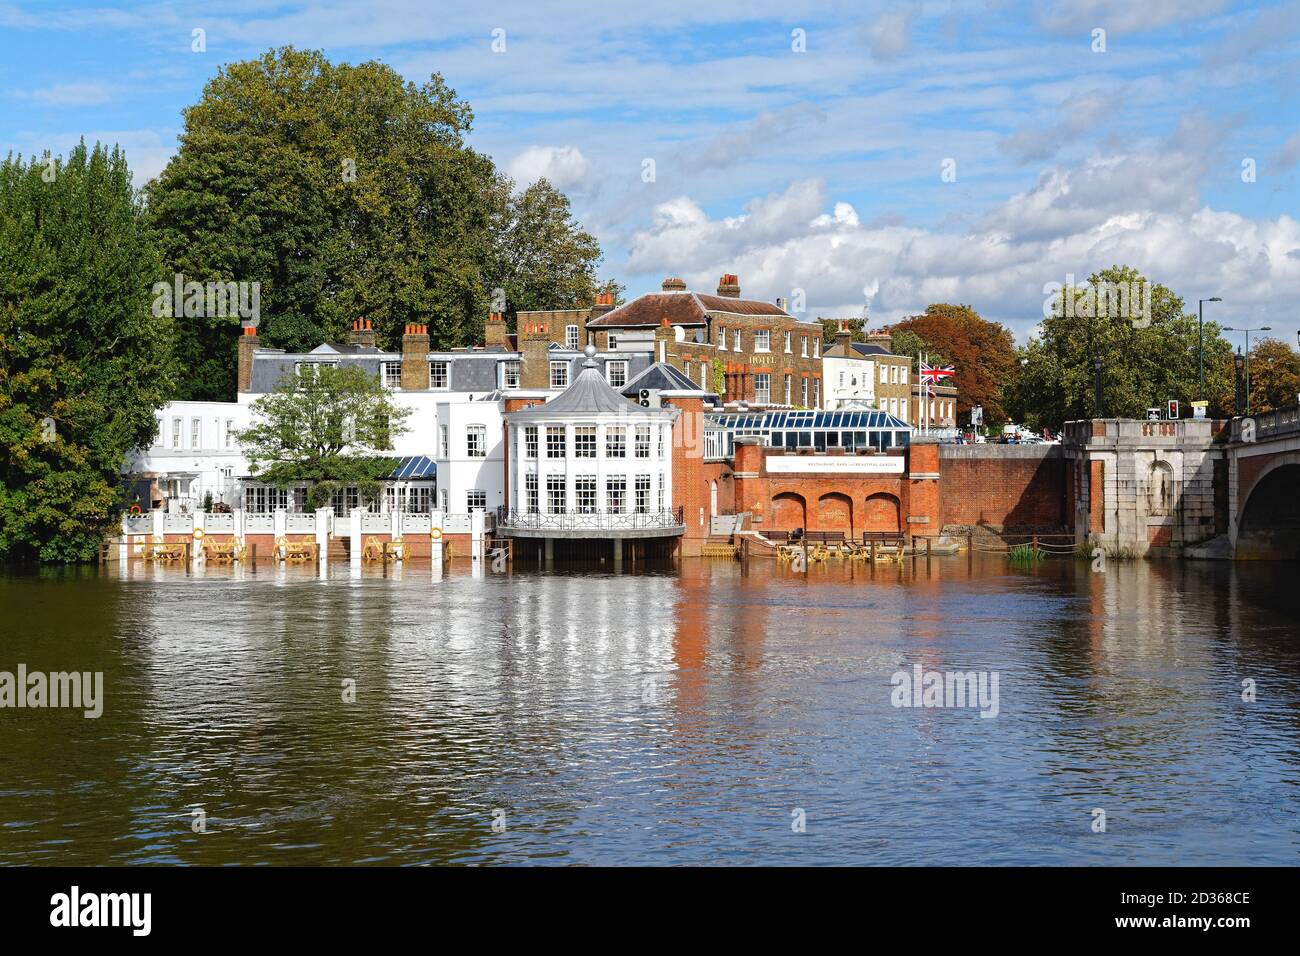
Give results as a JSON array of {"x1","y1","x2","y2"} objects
[{"x1": 0, "y1": 555, "x2": 1297, "y2": 865}]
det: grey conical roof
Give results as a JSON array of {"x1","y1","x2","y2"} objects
[{"x1": 508, "y1": 356, "x2": 648, "y2": 420}]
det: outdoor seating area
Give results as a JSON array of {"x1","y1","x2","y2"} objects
[
  {"x1": 768, "y1": 529, "x2": 908, "y2": 564},
  {"x1": 276, "y1": 537, "x2": 318, "y2": 562},
  {"x1": 361, "y1": 537, "x2": 406, "y2": 563},
  {"x1": 202, "y1": 538, "x2": 245, "y2": 562},
  {"x1": 143, "y1": 541, "x2": 188, "y2": 562}
]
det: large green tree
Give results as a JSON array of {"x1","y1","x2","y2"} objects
[
  {"x1": 1003, "y1": 265, "x2": 1234, "y2": 431},
  {"x1": 147, "y1": 47, "x2": 609, "y2": 401},
  {"x1": 1242, "y1": 337, "x2": 1300, "y2": 413},
  {"x1": 235, "y1": 363, "x2": 410, "y2": 490},
  {"x1": 0, "y1": 143, "x2": 175, "y2": 561}
]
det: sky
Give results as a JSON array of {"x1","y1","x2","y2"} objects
[{"x1": 2, "y1": 0, "x2": 1298, "y2": 344}]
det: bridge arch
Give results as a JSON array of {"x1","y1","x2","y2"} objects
[{"x1": 1237, "y1": 454, "x2": 1300, "y2": 560}]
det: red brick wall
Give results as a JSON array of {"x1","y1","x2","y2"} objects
[
  {"x1": 937, "y1": 447, "x2": 1067, "y2": 529},
  {"x1": 1089, "y1": 460, "x2": 1104, "y2": 534}
]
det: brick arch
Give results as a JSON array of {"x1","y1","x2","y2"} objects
[
  {"x1": 1237, "y1": 453, "x2": 1300, "y2": 560},
  {"x1": 771, "y1": 492, "x2": 807, "y2": 532},
  {"x1": 864, "y1": 492, "x2": 901, "y2": 533},
  {"x1": 817, "y1": 492, "x2": 854, "y2": 537}
]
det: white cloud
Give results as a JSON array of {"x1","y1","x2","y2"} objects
[
  {"x1": 506, "y1": 145, "x2": 589, "y2": 192},
  {"x1": 13, "y1": 83, "x2": 112, "y2": 106},
  {"x1": 866, "y1": 11, "x2": 915, "y2": 59}
]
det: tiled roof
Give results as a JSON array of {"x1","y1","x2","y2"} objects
[
  {"x1": 621, "y1": 362, "x2": 707, "y2": 396},
  {"x1": 587, "y1": 291, "x2": 791, "y2": 328}
]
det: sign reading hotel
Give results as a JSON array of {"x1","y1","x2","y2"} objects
[{"x1": 766, "y1": 455, "x2": 905, "y2": 475}]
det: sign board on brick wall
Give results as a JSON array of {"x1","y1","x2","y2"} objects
[{"x1": 766, "y1": 456, "x2": 905, "y2": 475}]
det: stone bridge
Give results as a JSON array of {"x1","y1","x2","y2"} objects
[{"x1": 1062, "y1": 407, "x2": 1300, "y2": 561}]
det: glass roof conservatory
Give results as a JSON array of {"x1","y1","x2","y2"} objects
[{"x1": 704, "y1": 408, "x2": 912, "y2": 459}]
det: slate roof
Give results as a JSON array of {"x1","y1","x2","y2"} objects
[
  {"x1": 621, "y1": 362, "x2": 707, "y2": 395},
  {"x1": 506, "y1": 356, "x2": 648, "y2": 420}
]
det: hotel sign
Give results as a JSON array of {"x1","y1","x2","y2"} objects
[{"x1": 766, "y1": 456, "x2": 905, "y2": 475}]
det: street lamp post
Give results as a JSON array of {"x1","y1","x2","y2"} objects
[
  {"x1": 1197, "y1": 297, "x2": 1221, "y2": 401},
  {"x1": 1223, "y1": 325, "x2": 1272, "y2": 414}
]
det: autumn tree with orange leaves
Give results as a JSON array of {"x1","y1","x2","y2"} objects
[{"x1": 889, "y1": 304, "x2": 1017, "y2": 425}]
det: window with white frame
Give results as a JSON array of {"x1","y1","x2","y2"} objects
[
  {"x1": 801, "y1": 336, "x2": 809, "y2": 357},
  {"x1": 635, "y1": 475, "x2": 651, "y2": 513},
  {"x1": 550, "y1": 361, "x2": 569, "y2": 388},
  {"x1": 382, "y1": 361, "x2": 402, "y2": 389},
  {"x1": 733, "y1": 328, "x2": 741, "y2": 351},
  {"x1": 605, "y1": 360, "x2": 628, "y2": 388},
  {"x1": 440, "y1": 425, "x2": 449, "y2": 459},
  {"x1": 901, "y1": 399, "x2": 908, "y2": 421},
  {"x1": 605, "y1": 477, "x2": 626, "y2": 513},
  {"x1": 839, "y1": 370, "x2": 845, "y2": 387},
  {"x1": 801, "y1": 377, "x2": 809, "y2": 407},
  {"x1": 813, "y1": 378, "x2": 820, "y2": 408},
  {"x1": 606, "y1": 425, "x2": 625, "y2": 458},
  {"x1": 813, "y1": 339, "x2": 820, "y2": 358},
  {"x1": 524, "y1": 425, "x2": 538, "y2": 459},
  {"x1": 755, "y1": 373, "x2": 771, "y2": 404},
  {"x1": 658, "y1": 425, "x2": 664, "y2": 458},
  {"x1": 545, "y1": 426, "x2": 566, "y2": 458},
  {"x1": 565, "y1": 325, "x2": 579, "y2": 349},
  {"x1": 635, "y1": 425, "x2": 651, "y2": 458},
  {"x1": 224, "y1": 419, "x2": 234, "y2": 448},
  {"x1": 546, "y1": 475, "x2": 565, "y2": 513},
  {"x1": 700, "y1": 363, "x2": 709, "y2": 389},
  {"x1": 429, "y1": 361, "x2": 449, "y2": 389},
  {"x1": 502, "y1": 360, "x2": 520, "y2": 389},
  {"x1": 525, "y1": 473, "x2": 539, "y2": 513},
  {"x1": 171, "y1": 418, "x2": 181, "y2": 449},
  {"x1": 466, "y1": 489, "x2": 486, "y2": 512},
  {"x1": 900, "y1": 367, "x2": 908, "y2": 385},
  {"x1": 607, "y1": 333, "x2": 619, "y2": 350},
  {"x1": 574, "y1": 476, "x2": 597, "y2": 513},
  {"x1": 784, "y1": 331, "x2": 792, "y2": 353},
  {"x1": 467, "y1": 424, "x2": 486, "y2": 458},
  {"x1": 574, "y1": 425, "x2": 596, "y2": 458},
  {"x1": 658, "y1": 478, "x2": 665, "y2": 512},
  {"x1": 440, "y1": 488, "x2": 448, "y2": 511},
  {"x1": 190, "y1": 418, "x2": 201, "y2": 449},
  {"x1": 754, "y1": 329, "x2": 770, "y2": 352},
  {"x1": 717, "y1": 327, "x2": 726, "y2": 349},
  {"x1": 296, "y1": 361, "x2": 335, "y2": 378},
  {"x1": 784, "y1": 375, "x2": 792, "y2": 405}
]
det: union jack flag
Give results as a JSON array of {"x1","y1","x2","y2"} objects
[{"x1": 919, "y1": 361, "x2": 955, "y2": 384}]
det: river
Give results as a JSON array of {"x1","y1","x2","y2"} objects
[{"x1": 1, "y1": 555, "x2": 1297, "y2": 865}]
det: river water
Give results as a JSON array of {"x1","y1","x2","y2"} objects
[{"x1": 1, "y1": 555, "x2": 1297, "y2": 866}]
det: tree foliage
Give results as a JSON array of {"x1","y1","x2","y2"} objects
[
  {"x1": 1003, "y1": 266, "x2": 1235, "y2": 431},
  {"x1": 235, "y1": 363, "x2": 410, "y2": 488},
  {"x1": 147, "y1": 47, "x2": 608, "y2": 401},
  {"x1": 891, "y1": 304, "x2": 1015, "y2": 424},
  {"x1": 0, "y1": 143, "x2": 175, "y2": 561},
  {"x1": 1243, "y1": 337, "x2": 1300, "y2": 413}
]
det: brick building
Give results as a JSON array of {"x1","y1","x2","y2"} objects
[{"x1": 585, "y1": 275, "x2": 825, "y2": 408}]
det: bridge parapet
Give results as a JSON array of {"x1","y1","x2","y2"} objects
[{"x1": 1231, "y1": 405, "x2": 1300, "y2": 443}]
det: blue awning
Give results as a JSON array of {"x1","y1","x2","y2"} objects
[{"x1": 389, "y1": 456, "x2": 437, "y2": 479}]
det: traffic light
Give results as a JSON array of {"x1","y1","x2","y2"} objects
[{"x1": 1167, "y1": 399, "x2": 1179, "y2": 420}]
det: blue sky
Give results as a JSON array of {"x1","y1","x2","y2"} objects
[{"x1": 3, "y1": 0, "x2": 1298, "y2": 344}]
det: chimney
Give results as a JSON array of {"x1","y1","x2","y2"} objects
[
  {"x1": 237, "y1": 325, "x2": 259, "y2": 393},
  {"x1": 521, "y1": 322, "x2": 552, "y2": 389},
  {"x1": 590, "y1": 292, "x2": 616, "y2": 324},
  {"x1": 485, "y1": 311, "x2": 508, "y2": 348},
  {"x1": 654, "y1": 315, "x2": 677, "y2": 365},
  {"x1": 716, "y1": 273, "x2": 740, "y2": 298},
  {"x1": 349, "y1": 317, "x2": 376, "y2": 348},
  {"x1": 401, "y1": 323, "x2": 430, "y2": 390},
  {"x1": 835, "y1": 319, "x2": 852, "y2": 354},
  {"x1": 661, "y1": 277, "x2": 686, "y2": 292}
]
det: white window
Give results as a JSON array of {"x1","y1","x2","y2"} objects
[
  {"x1": 801, "y1": 378, "x2": 809, "y2": 407},
  {"x1": 525, "y1": 474, "x2": 538, "y2": 513},
  {"x1": 574, "y1": 476, "x2": 597, "y2": 513},
  {"x1": 900, "y1": 399, "x2": 908, "y2": 421},
  {"x1": 440, "y1": 425, "x2": 449, "y2": 459},
  {"x1": 606, "y1": 360, "x2": 628, "y2": 388},
  {"x1": 635, "y1": 425, "x2": 651, "y2": 458},
  {"x1": 190, "y1": 418, "x2": 201, "y2": 449},
  {"x1": 901, "y1": 367, "x2": 908, "y2": 385},
  {"x1": 467, "y1": 424, "x2": 486, "y2": 458},
  {"x1": 700, "y1": 363, "x2": 709, "y2": 389},
  {"x1": 784, "y1": 375, "x2": 792, "y2": 405},
  {"x1": 606, "y1": 425, "x2": 626, "y2": 458},
  {"x1": 813, "y1": 339, "x2": 820, "y2": 358},
  {"x1": 565, "y1": 325, "x2": 579, "y2": 350},
  {"x1": 813, "y1": 379, "x2": 820, "y2": 408},
  {"x1": 754, "y1": 330, "x2": 770, "y2": 352},
  {"x1": 550, "y1": 361, "x2": 569, "y2": 389},
  {"x1": 717, "y1": 327, "x2": 726, "y2": 350},
  {"x1": 429, "y1": 361, "x2": 449, "y2": 389},
  {"x1": 466, "y1": 489, "x2": 486, "y2": 512},
  {"x1": 733, "y1": 328, "x2": 741, "y2": 351},
  {"x1": 574, "y1": 425, "x2": 596, "y2": 458},
  {"x1": 880, "y1": 365, "x2": 887, "y2": 383},
  {"x1": 839, "y1": 371, "x2": 845, "y2": 387},
  {"x1": 524, "y1": 425, "x2": 538, "y2": 459},
  {"x1": 502, "y1": 361, "x2": 520, "y2": 389},
  {"x1": 545, "y1": 426, "x2": 566, "y2": 458},
  {"x1": 383, "y1": 361, "x2": 402, "y2": 389},
  {"x1": 754, "y1": 373, "x2": 771, "y2": 405},
  {"x1": 224, "y1": 419, "x2": 234, "y2": 448},
  {"x1": 784, "y1": 331, "x2": 792, "y2": 353},
  {"x1": 546, "y1": 475, "x2": 565, "y2": 513},
  {"x1": 607, "y1": 333, "x2": 619, "y2": 350},
  {"x1": 801, "y1": 336, "x2": 809, "y2": 358},
  {"x1": 605, "y1": 477, "x2": 626, "y2": 514}
]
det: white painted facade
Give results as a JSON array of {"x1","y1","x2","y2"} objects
[{"x1": 823, "y1": 355, "x2": 876, "y2": 409}]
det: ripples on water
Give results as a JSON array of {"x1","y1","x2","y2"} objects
[{"x1": 0, "y1": 556, "x2": 1297, "y2": 865}]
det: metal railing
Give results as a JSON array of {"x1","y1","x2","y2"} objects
[{"x1": 496, "y1": 506, "x2": 685, "y2": 531}]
